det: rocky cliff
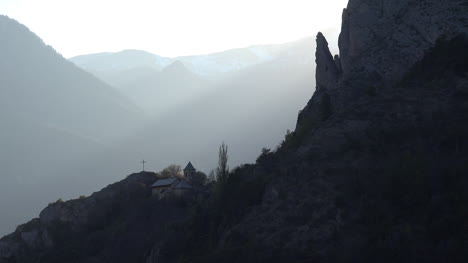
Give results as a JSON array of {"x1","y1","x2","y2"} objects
[
  {"x1": 182, "y1": 0, "x2": 468, "y2": 262},
  {"x1": 1, "y1": 0, "x2": 468, "y2": 262},
  {"x1": 299, "y1": 0, "x2": 468, "y2": 126}
]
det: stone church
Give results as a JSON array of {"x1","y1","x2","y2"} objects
[{"x1": 151, "y1": 162, "x2": 196, "y2": 199}]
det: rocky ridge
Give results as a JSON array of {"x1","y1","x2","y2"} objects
[
  {"x1": 299, "y1": 0, "x2": 468, "y2": 126},
  {"x1": 0, "y1": 172, "x2": 196, "y2": 263},
  {"x1": 185, "y1": 0, "x2": 468, "y2": 261}
]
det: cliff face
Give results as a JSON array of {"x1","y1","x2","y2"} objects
[
  {"x1": 300, "y1": 0, "x2": 468, "y2": 125},
  {"x1": 188, "y1": 0, "x2": 468, "y2": 262},
  {"x1": 338, "y1": 0, "x2": 467, "y2": 85},
  {"x1": 299, "y1": 0, "x2": 468, "y2": 153}
]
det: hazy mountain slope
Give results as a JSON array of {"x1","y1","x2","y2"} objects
[
  {"x1": 0, "y1": 15, "x2": 145, "y2": 235},
  {"x1": 117, "y1": 40, "x2": 316, "y2": 173},
  {"x1": 67, "y1": 37, "x2": 317, "y2": 172},
  {"x1": 0, "y1": 116, "x2": 104, "y2": 238},
  {"x1": 0, "y1": 15, "x2": 144, "y2": 141},
  {"x1": 91, "y1": 61, "x2": 210, "y2": 115},
  {"x1": 0, "y1": 15, "x2": 319, "y2": 236},
  {"x1": 70, "y1": 37, "x2": 317, "y2": 117}
]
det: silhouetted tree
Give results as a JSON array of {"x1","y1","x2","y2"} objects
[
  {"x1": 190, "y1": 171, "x2": 207, "y2": 186},
  {"x1": 207, "y1": 169, "x2": 216, "y2": 182},
  {"x1": 216, "y1": 142, "x2": 229, "y2": 185}
]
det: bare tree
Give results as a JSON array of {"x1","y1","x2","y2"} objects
[
  {"x1": 160, "y1": 164, "x2": 183, "y2": 178},
  {"x1": 216, "y1": 142, "x2": 229, "y2": 185}
]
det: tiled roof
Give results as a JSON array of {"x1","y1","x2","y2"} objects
[
  {"x1": 173, "y1": 180, "x2": 193, "y2": 189},
  {"x1": 151, "y1": 178, "x2": 178, "y2": 187}
]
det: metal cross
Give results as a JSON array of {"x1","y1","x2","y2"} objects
[{"x1": 141, "y1": 160, "x2": 147, "y2": 171}]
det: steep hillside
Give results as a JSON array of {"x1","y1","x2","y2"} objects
[
  {"x1": 0, "y1": 172, "x2": 194, "y2": 263},
  {"x1": 0, "y1": 15, "x2": 145, "y2": 235},
  {"x1": 0, "y1": 15, "x2": 143, "y2": 140},
  {"x1": 178, "y1": 0, "x2": 468, "y2": 262}
]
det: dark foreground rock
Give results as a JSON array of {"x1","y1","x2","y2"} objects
[
  {"x1": 179, "y1": 0, "x2": 468, "y2": 262},
  {"x1": 0, "y1": 172, "x2": 196, "y2": 263}
]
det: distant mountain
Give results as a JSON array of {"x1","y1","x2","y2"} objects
[
  {"x1": 0, "y1": 16, "x2": 144, "y2": 141},
  {"x1": 0, "y1": 15, "x2": 327, "y2": 237},
  {"x1": 70, "y1": 37, "x2": 315, "y2": 77},
  {"x1": 79, "y1": 60, "x2": 209, "y2": 115},
  {"x1": 0, "y1": 15, "x2": 145, "y2": 235},
  {"x1": 70, "y1": 49, "x2": 173, "y2": 72},
  {"x1": 177, "y1": 42, "x2": 309, "y2": 76},
  {"x1": 121, "y1": 40, "x2": 317, "y2": 173},
  {"x1": 70, "y1": 38, "x2": 317, "y2": 115},
  {"x1": 69, "y1": 37, "x2": 318, "y2": 173}
]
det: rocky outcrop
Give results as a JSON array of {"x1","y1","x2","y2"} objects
[
  {"x1": 315, "y1": 32, "x2": 340, "y2": 91},
  {"x1": 183, "y1": 0, "x2": 468, "y2": 262},
  {"x1": 202, "y1": 34, "x2": 468, "y2": 263},
  {"x1": 338, "y1": 0, "x2": 467, "y2": 86},
  {"x1": 299, "y1": 0, "x2": 468, "y2": 127},
  {"x1": 0, "y1": 172, "x2": 195, "y2": 263},
  {"x1": 38, "y1": 172, "x2": 157, "y2": 228}
]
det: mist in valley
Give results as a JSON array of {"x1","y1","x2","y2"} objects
[{"x1": 0, "y1": 14, "x2": 343, "y2": 235}]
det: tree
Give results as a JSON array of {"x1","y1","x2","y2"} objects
[
  {"x1": 207, "y1": 169, "x2": 216, "y2": 182},
  {"x1": 216, "y1": 142, "x2": 229, "y2": 185},
  {"x1": 191, "y1": 171, "x2": 208, "y2": 186},
  {"x1": 256, "y1": 147, "x2": 272, "y2": 163},
  {"x1": 160, "y1": 164, "x2": 183, "y2": 178}
]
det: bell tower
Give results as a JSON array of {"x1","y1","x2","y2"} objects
[{"x1": 183, "y1": 162, "x2": 196, "y2": 180}]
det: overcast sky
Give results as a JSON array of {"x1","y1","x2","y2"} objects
[{"x1": 1, "y1": 0, "x2": 348, "y2": 58}]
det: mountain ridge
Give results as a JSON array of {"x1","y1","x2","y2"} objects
[
  {"x1": 69, "y1": 36, "x2": 317, "y2": 77},
  {"x1": 0, "y1": 14, "x2": 146, "y2": 236}
]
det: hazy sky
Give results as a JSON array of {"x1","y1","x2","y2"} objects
[{"x1": 1, "y1": 0, "x2": 348, "y2": 58}]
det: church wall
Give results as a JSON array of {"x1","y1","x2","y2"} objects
[
  {"x1": 173, "y1": 188, "x2": 192, "y2": 197},
  {"x1": 152, "y1": 186, "x2": 171, "y2": 197}
]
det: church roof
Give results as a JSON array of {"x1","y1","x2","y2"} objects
[
  {"x1": 151, "y1": 178, "x2": 178, "y2": 187},
  {"x1": 184, "y1": 162, "x2": 196, "y2": 171},
  {"x1": 173, "y1": 180, "x2": 193, "y2": 189}
]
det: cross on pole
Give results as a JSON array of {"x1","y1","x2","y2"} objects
[{"x1": 141, "y1": 160, "x2": 147, "y2": 171}]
